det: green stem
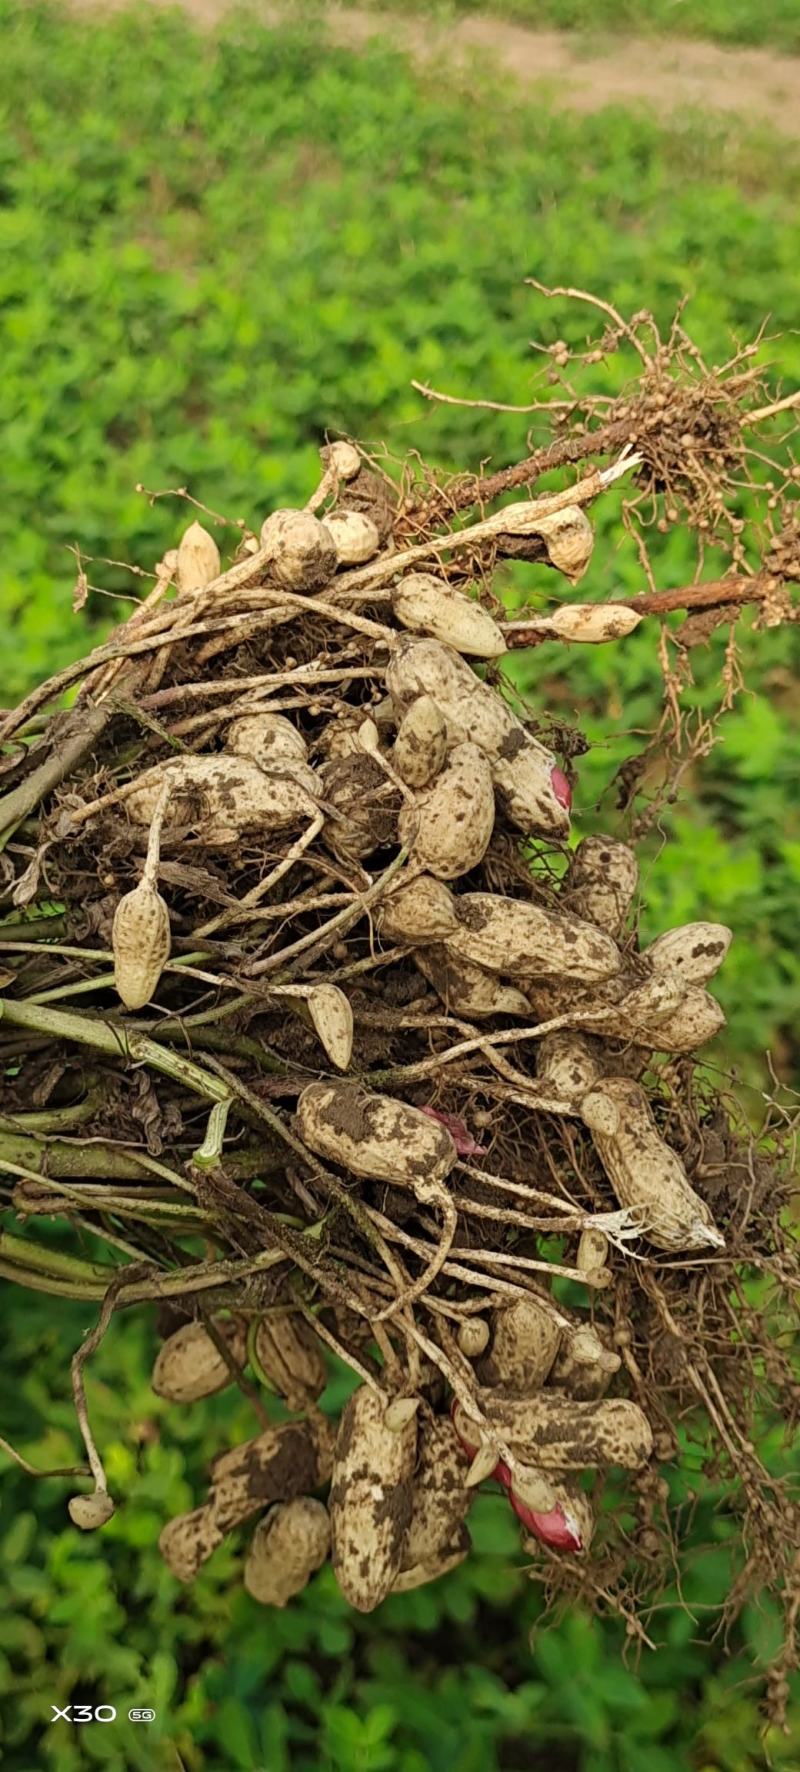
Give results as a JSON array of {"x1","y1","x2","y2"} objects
[
  {"x1": 192, "y1": 1099, "x2": 232, "y2": 1169},
  {"x1": 0, "y1": 1229, "x2": 113, "y2": 1284},
  {"x1": 0, "y1": 1131, "x2": 155, "y2": 1180},
  {"x1": 0, "y1": 997, "x2": 232, "y2": 1104}
]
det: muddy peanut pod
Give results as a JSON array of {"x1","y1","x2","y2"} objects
[
  {"x1": 124, "y1": 754, "x2": 319, "y2": 849},
  {"x1": 159, "y1": 1505, "x2": 224, "y2": 1582},
  {"x1": 391, "y1": 1525, "x2": 471, "y2": 1593},
  {"x1": 176, "y1": 519, "x2": 221, "y2": 593},
  {"x1": 457, "y1": 1318, "x2": 491, "y2": 1359},
  {"x1": 446, "y1": 894, "x2": 621, "y2": 984},
  {"x1": 392, "y1": 574, "x2": 506, "y2": 658},
  {"x1": 243, "y1": 1498, "x2": 331, "y2": 1607},
  {"x1": 414, "y1": 944, "x2": 532, "y2": 1019},
  {"x1": 549, "y1": 1323, "x2": 621, "y2": 1400},
  {"x1": 580, "y1": 1078, "x2": 724, "y2": 1252},
  {"x1": 259, "y1": 508, "x2": 338, "y2": 590},
  {"x1": 306, "y1": 984, "x2": 354, "y2": 1070},
  {"x1": 641, "y1": 921, "x2": 732, "y2": 985},
  {"x1": 225, "y1": 711, "x2": 308, "y2": 767},
  {"x1": 330, "y1": 1386, "x2": 418, "y2": 1611},
  {"x1": 393, "y1": 696, "x2": 448, "y2": 788},
  {"x1": 377, "y1": 874, "x2": 459, "y2": 944},
  {"x1": 295, "y1": 1081, "x2": 457, "y2": 1198},
  {"x1": 151, "y1": 1315, "x2": 247, "y2": 1403},
  {"x1": 480, "y1": 1298, "x2": 562, "y2": 1390},
  {"x1": 324, "y1": 510, "x2": 380, "y2": 565},
  {"x1": 251, "y1": 1313, "x2": 327, "y2": 1409},
  {"x1": 632, "y1": 987, "x2": 726, "y2": 1052},
  {"x1": 481, "y1": 1392, "x2": 653, "y2": 1471},
  {"x1": 398, "y1": 742, "x2": 495, "y2": 880},
  {"x1": 208, "y1": 1413, "x2": 335, "y2": 1538},
  {"x1": 385, "y1": 637, "x2": 569, "y2": 836},
  {"x1": 536, "y1": 1031, "x2": 602, "y2": 1098},
  {"x1": 112, "y1": 879, "x2": 171, "y2": 1010},
  {"x1": 321, "y1": 439, "x2": 362, "y2": 481},
  {"x1": 320, "y1": 752, "x2": 398, "y2": 860},
  {"x1": 400, "y1": 1415, "x2": 472, "y2": 1570},
  {"x1": 561, "y1": 837, "x2": 639, "y2": 936}
]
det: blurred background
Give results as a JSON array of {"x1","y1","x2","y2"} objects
[{"x1": 1, "y1": 2, "x2": 798, "y2": 1767}]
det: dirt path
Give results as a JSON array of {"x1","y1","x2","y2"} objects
[{"x1": 75, "y1": 1, "x2": 800, "y2": 137}]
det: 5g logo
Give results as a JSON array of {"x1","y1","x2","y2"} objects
[{"x1": 50, "y1": 1705, "x2": 117, "y2": 1723}]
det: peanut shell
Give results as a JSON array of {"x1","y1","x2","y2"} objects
[
  {"x1": 112, "y1": 879, "x2": 171, "y2": 1010},
  {"x1": 481, "y1": 1298, "x2": 562, "y2": 1390},
  {"x1": 580, "y1": 1077, "x2": 724, "y2": 1251},
  {"x1": 125, "y1": 755, "x2": 319, "y2": 848},
  {"x1": 176, "y1": 520, "x2": 220, "y2": 594},
  {"x1": 322, "y1": 440, "x2": 361, "y2": 481},
  {"x1": 549, "y1": 1323, "x2": 621, "y2": 1400},
  {"x1": 159, "y1": 1506, "x2": 222, "y2": 1582},
  {"x1": 398, "y1": 742, "x2": 495, "y2": 880},
  {"x1": 252, "y1": 1312, "x2": 327, "y2": 1408},
  {"x1": 536, "y1": 1031, "x2": 602, "y2": 1098},
  {"x1": 391, "y1": 1526, "x2": 471, "y2": 1593},
  {"x1": 324, "y1": 510, "x2": 380, "y2": 565},
  {"x1": 481, "y1": 1391, "x2": 653, "y2": 1471},
  {"x1": 208, "y1": 1414, "x2": 335, "y2": 1538},
  {"x1": 295, "y1": 1081, "x2": 457, "y2": 1199},
  {"x1": 226, "y1": 712, "x2": 308, "y2": 767},
  {"x1": 259, "y1": 508, "x2": 337, "y2": 591},
  {"x1": 392, "y1": 574, "x2": 506, "y2": 658},
  {"x1": 330, "y1": 1385, "x2": 417, "y2": 1611},
  {"x1": 642, "y1": 922, "x2": 732, "y2": 985},
  {"x1": 456, "y1": 1318, "x2": 491, "y2": 1359},
  {"x1": 151, "y1": 1316, "x2": 247, "y2": 1404},
  {"x1": 321, "y1": 752, "x2": 397, "y2": 860},
  {"x1": 401, "y1": 1415, "x2": 471, "y2": 1569},
  {"x1": 307, "y1": 984, "x2": 354, "y2": 1071},
  {"x1": 393, "y1": 695, "x2": 448, "y2": 788},
  {"x1": 414, "y1": 944, "x2": 532, "y2": 1018},
  {"x1": 535, "y1": 602, "x2": 641, "y2": 643},
  {"x1": 244, "y1": 1498, "x2": 331, "y2": 1607},
  {"x1": 446, "y1": 894, "x2": 621, "y2": 983},
  {"x1": 377, "y1": 874, "x2": 459, "y2": 945}
]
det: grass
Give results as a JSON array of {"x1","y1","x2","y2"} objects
[
  {"x1": 0, "y1": 4, "x2": 798, "y2": 1768},
  {"x1": 390, "y1": 0, "x2": 800, "y2": 53}
]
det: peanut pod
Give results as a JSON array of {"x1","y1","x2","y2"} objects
[
  {"x1": 414, "y1": 944, "x2": 532, "y2": 1019},
  {"x1": 393, "y1": 696, "x2": 448, "y2": 788},
  {"x1": 642, "y1": 921, "x2": 732, "y2": 985},
  {"x1": 151, "y1": 1315, "x2": 247, "y2": 1403},
  {"x1": 481, "y1": 1392, "x2": 653, "y2": 1471},
  {"x1": 306, "y1": 984, "x2": 354, "y2": 1071},
  {"x1": 324, "y1": 510, "x2": 380, "y2": 565},
  {"x1": 392, "y1": 573, "x2": 506, "y2": 658},
  {"x1": 391, "y1": 1526, "x2": 471, "y2": 1593},
  {"x1": 176, "y1": 520, "x2": 220, "y2": 594},
  {"x1": 208, "y1": 1413, "x2": 335, "y2": 1537},
  {"x1": 446, "y1": 894, "x2": 621, "y2": 983},
  {"x1": 561, "y1": 837, "x2": 639, "y2": 936},
  {"x1": 125, "y1": 754, "x2": 319, "y2": 848},
  {"x1": 480, "y1": 1298, "x2": 562, "y2": 1390},
  {"x1": 320, "y1": 752, "x2": 397, "y2": 860},
  {"x1": 295, "y1": 1081, "x2": 457, "y2": 1197},
  {"x1": 259, "y1": 508, "x2": 337, "y2": 590},
  {"x1": 243, "y1": 1498, "x2": 331, "y2": 1607},
  {"x1": 377, "y1": 874, "x2": 459, "y2": 944},
  {"x1": 400, "y1": 1415, "x2": 472, "y2": 1570},
  {"x1": 549, "y1": 1323, "x2": 621, "y2": 1400},
  {"x1": 112, "y1": 879, "x2": 171, "y2": 1010},
  {"x1": 532, "y1": 603, "x2": 642, "y2": 644},
  {"x1": 580, "y1": 1078, "x2": 724, "y2": 1251},
  {"x1": 456, "y1": 1317, "x2": 491, "y2": 1359},
  {"x1": 536, "y1": 1031, "x2": 602, "y2": 1099},
  {"x1": 330, "y1": 1385, "x2": 418, "y2": 1611},
  {"x1": 250, "y1": 1312, "x2": 327, "y2": 1409},
  {"x1": 226, "y1": 712, "x2": 308, "y2": 767},
  {"x1": 398, "y1": 742, "x2": 495, "y2": 880},
  {"x1": 159, "y1": 1505, "x2": 224, "y2": 1582}
]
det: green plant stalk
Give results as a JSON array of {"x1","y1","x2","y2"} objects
[
  {"x1": 0, "y1": 996, "x2": 232, "y2": 1104},
  {"x1": 0, "y1": 1228, "x2": 114, "y2": 1284},
  {"x1": 0, "y1": 1130, "x2": 156, "y2": 1180}
]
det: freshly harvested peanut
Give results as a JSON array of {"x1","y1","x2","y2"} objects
[
  {"x1": 549, "y1": 1324, "x2": 621, "y2": 1400},
  {"x1": 377, "y1": 874, "x2": 458, "y2": 945},
  {"x1": 642, "y1": 922, "x2": 732, "y2": 984},
  {"x1": 528, "y1": 505, "x2": 594, "y2": 582},
  {"x1": 251, "y1": 1313, "x2": 327, "y2": 1408},
  {"x1": 633, "y1": 987, "x2": 726, "y2": 1052},
  {"x1": 322, "y1": 440, "x2": 362, "y2": 481},
  {"x1": 320, "y1": 753, "x2": 397, "y2": 860},
  {"x1": 398, "y1": 743, "x2": 495, "y2": 880},
  {"x1": 259, "y1": 508, "x2": 337, "y2": 590},
  {"x1": 391, "y1": 1526, "x2": 471, "y2": 1592},
  {"x1": 244, "y1": 1498, "x2": 330, "y2": 1607},
  {"x1": 295, "y1": 1081, "x2": 457, "y2": 1197},
  {"x1": 562, "y1": 837, "x2": 639, "y2": 935},
  {"x1": 414, "y1": 944, "x2": 532, "y2": 1019},
  {"x1": 446, "y1": 894, "x2": 621, "y2": 983},
  {"x1": 68, "y1": 1492, "x2": 115, "y2": 1531},
  {"x1": 576, "y1": 1226, "x2": 609, "y2": 1277},
  {"x1": 392, "y1": 574, "x2": 506, "y2": 658},
  {"x1": 330, "y1": 1385, "x2": 417, "y2": 1611},
  {"x1": 579, "y1": 1077, "x2": 724, "y2": 1252},
  {"x1": 112, "y1": 879, "x2": 170, "y2": 1010},
  {"x1": 385, "y1": 637, "x2": 569, "y2": 836},
  {"x1": 400, "y1": 1415, "x2": 471, "y2": 1573},
  {"x1": 324, "y1": 510, "x2": 380, "y2": 565},
  {"x1": 159, "y1": 1505, "x2": 222, "y2": 1581},
  {"x1": 307, "y1": 984, "x2": 353, "y2": 1070},
  {"x1": 226, "y1": 712, "x2": 308, "y2": 767},
  {"x1": 481, "y1": 1392, "x2": 653, "y2": 1471},
  {"x1": 533, "y1": 602, "x2": 641, "y2": 643},
  {"x1": 457, "y1": 1318, "x2": 491, "y2": 1359},
  {"x1": 536, "y1": 1031, "x2": 602, "y2": 1098},
  {"x1": 176, "y1": 520, "x2": 220, "y2": 594},
  {"x1": 393, "y1": 696, "x2": 448, "y2": 788},
  {"x1": 209, "y1": 1414, "x2": 335, "y2": 1537},
  {"x1": 125, "y1": 755, "x2": 319, "y2": 848},
  {"x1": 151, "y1": 1316, "x2": 247, "y2": 1403},
  {"x1": 480, "y1": 1298, "x2": 561, "y2": 1390}
]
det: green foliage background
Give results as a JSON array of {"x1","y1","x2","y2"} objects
[{"x1": 0, "y1": 4, "x2": 798, "y2": 1766}]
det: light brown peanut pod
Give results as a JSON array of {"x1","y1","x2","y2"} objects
[
  {"x1": 251, "y1": 1313, "x2": 327, "y2": 1409},
  {"x1": 244, "y1": 1498, "x2": 331, "y2": 1607},
  {"x1": 306, "y1": 984, "x2": 353, "y2": 1071},
  {"x1": 480, "y1": 1298, "x2": 561, "y2": 1390},
  {"x1": 536, "y1": 1031, "x2": 602, "y2": 1098},
  {"x1": 630, "y1": 987, "x2": 726, "y2": 1052},
  {"x1": 226, "y1": 712, "x2": 308, "y2": 767},
  {"x1": 641, "y1": 922, "x2": 732, "y2": 985},
  {"x1": 259, "y1": 508, "x2": 337, "y2": 591},
  {"x1": 295, "y1": 1081, "x2": 457, "y2": 1196},
  {"x1": 322, "y1": 440, "x2": 362, "y2": 481},
  {"x1": 549, "y1": 1324, "x2": 621, "y2": 1400},
  {"x1": 457, "y1": 1318, "x2": 491, "y2": 1359},
  {"x1": 562, "y1": 837, "x2": 639, "y2": 936},
  {"x1": 385, "y1": 637, "x2": 568, "y2": 836},
  {"x1": 401, "y1": 1416, "x2": 471, "y2": 1570},
  {"x1": 151, "y1": 1316, "x2": 247, "y2": 1403},
  {"x1": 392, "y1": 574, "x2": 507, "y2": 658},
  {"x1": 377, "y1": 874, "x2": 458, "y2": 945},
  {"x1": 414, "y1": 944, "x2": 532, "y2": 1019},
  {"x1": 324, "y1": 510, "x2": 380, "y2": 565},
  {"x1": 112, "y1": 879, "x2": 171, "y2": 1010},
  {"x1": 576, "y1": 1227, "x2": 610, "y2": 1277},
  {"x1": 176, "y1": 520, "x2": 221, "y2": 594},
  {"x1": 159, "y1": 1506, "x2": 224, "y2": 1582},
  {"x1": 125, "y1": 755, "x2": 319, "y2": 848},
  {"x1": 398, "y1": 743, "x2": 495, "y2": 880},
  {"x1": 393, "y1": 696, "x2": 448, "y2": 788},
  {"x1": 330, "y1": 1385, "x2": 418, "y2": 1611},
  {"x1": 481, "y1": 1392, "x2": 653, "y2": 1471},
  {"x1": 391, "y1": 1526, "x2": 471, "y2": 1593},
  {"x1": 68, "y1": 1492, "x2": 115, "y2": 1531},
  {"x1": 580, "y1": 1077, "x2": 724, "y2": 1252},
  {"x1": 446, "y1": 894, "x2": 621, "y2": 983},
  {"x1": 533, "y1": 603, "x2": 641, "y2": 643},
  {"x1": 209, "y1": 1414, "x2": 336, "y2": 1537},
  {"x1": 320, "y1": 752, "x2": 397, "y2": 860},
  {"x1": 528, "y1": 505, "x2": 594, "y2": 582}
]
